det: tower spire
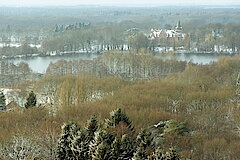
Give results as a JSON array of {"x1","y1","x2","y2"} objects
[
  {"x1": 178, "y1": 20, "x2": 181, "y2": 28},
  {"x1": 175, "y1": 20, "x2": 182, "y2": 32}
]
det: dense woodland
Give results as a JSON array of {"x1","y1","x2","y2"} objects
[
  {"x1": 0, "y1": 52, "x2": 239, "y2": 159},
  {"x1": 0, "y1": 5, "x2": 240, "y2": 160},
  {"x1": 46, "y1": 50, "x2": 187, "y2": 80}
]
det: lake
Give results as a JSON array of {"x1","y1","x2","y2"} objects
[
  {"x1": 11, "y1": 54, "x2": 99, "y2": 73},
  {"x1": 11, "y1": 53, "x2": 225, "y2": 73},
  {"x1": 157, "y1": 53, "x2": 223, "y2": 64}
]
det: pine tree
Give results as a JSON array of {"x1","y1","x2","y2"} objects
[
  {"x1": 134, "y1": 129, "x2": 154, "y2": 159},
  {"x1": 136, "y1": 129, "x2": 153, "y2": 148},
  {"x1": 89, "y1": 129, "x2": 115, "y2": 160},
  {"x1": 133, "y1": 143, "x2": 148, "y2": 160},
  {"x1": 71, "y1": 116, "x2": 99, "y2": 159},
  {"x1": 111, "y1": 134, "x2": 135, "y2": 160},
  {"x1": 71, "y1": 129, "x2": 89, "y2": 159},
  {"x1": 150, "y1": 147, "x2": 180, "y2": 160},
  {"x1": 56, "y1": 122, "x2": 79, "y2": 160},
  {"x1": 105, "y1": 108, "x2": 134, "y2": 134},
  {"x1": 154, "y1": 120, "x2": 189, "y2": 137},
  {"x1": 25, "y1": 91, "x2": 37, "y2": 109},
  {"x1": 120, "y1": 134, "x2": 135, "y2": 159},
  {"x1": 111, "y1": 137, "x2": 122, "y2": 160},
  {"x1": 0, "y1": 91, "x2": 6, "y2": 111},
  {"x1": 107, "y1": 108, "x2": 132, "y2": 127},
  {"x1": 93, "y1": 141, "x2": 111, "y2": 160},
  {"x1": 86, "y1": 115, "x2": 98, "y2": 141}
]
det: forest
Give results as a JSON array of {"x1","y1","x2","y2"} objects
[
  {"x1": 0, "y1": 52, "x2": 239, "y2": 159},
  {"x1": 0, "y1": 5, "x2": 240, "y2": 160}
]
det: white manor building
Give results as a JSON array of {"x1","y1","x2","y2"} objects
[{"x1": 149, "y1": 21, "x2": 186, "y2": 40}]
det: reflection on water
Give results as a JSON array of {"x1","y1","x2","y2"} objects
[
  {"x1": 11, "y1": 53, "x2": 226, "y2": 73},
  {"x1": 177, "y1": 54, "x2": 221, "y2": 64},
  {"x1": 156, "y1": 53, "x2": 223, "y2": 65},
  {"x1": 11, "y1": 54, "x2": 98, "y2": 73}
]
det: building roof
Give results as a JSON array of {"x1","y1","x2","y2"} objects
[{"x1": 150, "y1": 29, "x2": 185, "y2": 39}]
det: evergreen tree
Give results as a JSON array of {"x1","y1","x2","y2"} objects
[
  {"x1": 56, "y1": 122, "x2": 79, "y2": 160},
  {"x1": 25, "y1": 91, "x2": 37, "y2": 109},
  {"x1": 136, "y1": 129, "x2": 154, "y2": 148},
  {"x1": 0, "y1": 91, "x2": 6, "y2": 111},
  {"x1": 86, "y1": 116, "x2": 99, "y2": 159},
  {"x1": 163, "y1": 120, "x2": 189, "y2": 136},
  {"x1": 107, "y1": 108, "x2": 132, "y2": 126},
  {"x1": 105, "y1": 108, "x2": 134, "y2": 134},
  {"x1": 71, "y1": 116, "x2": 99, "y2": 159},
  {"x1": 150, "y1": 147, "x2": 180, "y2": 160},
  {"x1": 133, "y1": 143, "x2": 148, "y2": 160},
  {"x1": 86, "y1": 115, "x2": 98, "y2": 141},
  {"x1": 111, "y1": 134, "x2": 135, "y2": 160},
  {"x1": 120, "y1": 134, "x2": 135, "y2": 159},
  {"x1": 54, "y1": 110, "x2": 185, "y2": 160},
  {"x1": 93, "y1": 141, "x2": 112, "y2": 160},
  {"x1": 71, "y1": 129, "x2": 89, "y2": 159},
  {"x1": 134, "y1": 129, "x2": 154, "y2": 159},
  {"x1": 111, "y1": 137, "x2": 122, "y2": 159},
  {"x1": 154, "y1": 120, "x2": 189, "y2": 137},
  {"x1": 89, "y1": 129, "x2": 115, "y2": 160}
]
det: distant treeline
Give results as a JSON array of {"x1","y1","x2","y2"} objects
[{"x1": 46, "y1": 50, "x2": 187, "y2": 80}]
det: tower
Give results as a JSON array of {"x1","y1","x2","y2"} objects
[{"x1": 175, "y1": 20, "x2": 182, "y2": 33}]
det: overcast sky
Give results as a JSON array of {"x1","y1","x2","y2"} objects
[{"x1": 0, "y1": 0, "x2": 239, "y2": 7}]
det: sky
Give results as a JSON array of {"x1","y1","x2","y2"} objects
[{"x1": 0, "y1": 0, "x2": 239, "y2": 7}]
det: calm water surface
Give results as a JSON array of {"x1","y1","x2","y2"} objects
[
  {"x1": 11, "y1": 53, "x2": 226, "y2": 73},
  {"x1": 11, "y1": 54, "x2": 98, "y2": 73}
]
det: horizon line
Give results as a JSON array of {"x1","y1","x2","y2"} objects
[{"x1": 0, "y1": 4, "x2": 240, "y2": 8}]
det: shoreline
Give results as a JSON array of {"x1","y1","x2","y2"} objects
[
  {"x1": 0, "y1": 50, "x2": 103, "y2": 60},
  {"x1": 0, "y1": 50, "x2": 238, "y2": 61}
]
